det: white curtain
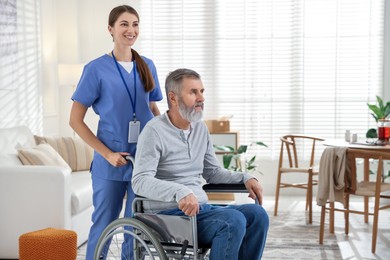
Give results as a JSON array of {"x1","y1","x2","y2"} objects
[{"x1": 138, "y1": 0, "x2": 384, "y2": 160}]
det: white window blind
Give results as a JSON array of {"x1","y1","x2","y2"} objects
[
  {"x1": 138, "y1": 0, "x2": 384, "y2": 160},
  {"x1": 0, "y1": 0, "x2": 42, "y2": 130}
]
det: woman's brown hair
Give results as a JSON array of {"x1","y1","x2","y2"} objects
[{"x1": 109, "y1": 5, "x2": 155, "y2": 92}]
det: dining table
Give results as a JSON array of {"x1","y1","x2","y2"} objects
[
  {"x1": 323, "y1": 139, "x2": 390, "y2": 151},
  {"x1": 321, "y1": 138, "x2": 390, "y2": 223}
]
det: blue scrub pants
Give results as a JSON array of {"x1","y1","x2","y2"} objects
[
  {"x1": 159, "y1": 203, "x2": 269, "y2": 260},
  {"x1": 86, "y1": 175, "x2": 135, "y2": 260}
]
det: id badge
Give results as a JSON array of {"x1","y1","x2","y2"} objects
[{"x1": 128, "y1": 121, "x2": 140, "y2": 143}]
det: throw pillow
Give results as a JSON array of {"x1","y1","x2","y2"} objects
[
  {"x1": 18, "y1": 143, "x2": 72, "y2": 171},
  {"x1": 34, "y1": 135, "x2": 93, "y2": 172}
]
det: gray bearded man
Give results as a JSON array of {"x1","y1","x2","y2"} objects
[{"x1": 132, "y1": 68, "x2": 269, "y2": 260}]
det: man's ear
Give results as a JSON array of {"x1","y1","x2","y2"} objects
[{"x1": 168, "y1": 92, "x2": 178, "y2": 106}]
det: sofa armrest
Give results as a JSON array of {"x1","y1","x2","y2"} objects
[{"x1": 0, "y1": 166, "x2": 72, "y2": 258}]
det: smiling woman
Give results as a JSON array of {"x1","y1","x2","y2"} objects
[{"x1": 69, "y1": 5, "x2": 164, "y2": 260}]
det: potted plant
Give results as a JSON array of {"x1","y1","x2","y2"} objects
[
  {"x1": 207, "y1": 141, "x2": 267, "y2": 201},
  {"x1": 214, "y1": 141, "x2": 268, "y2": 174},
  {"x1": 367, "y1": 96, "x2": 390, "y2": 122},
  {"x1": 367, "y1": 96, "x2": 390, "y2": 142}
]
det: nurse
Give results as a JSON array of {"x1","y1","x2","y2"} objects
[{"x1": 69, "y1": 5, "x2": 163, "y2": 260}]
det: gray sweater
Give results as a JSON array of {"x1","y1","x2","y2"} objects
[{"x1": 131, "y1": 113, "x2": 254, "y2": 212}]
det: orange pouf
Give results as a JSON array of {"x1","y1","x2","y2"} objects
[{"x1": 19, "y1": 228, "x2": 77, "y2": 260}]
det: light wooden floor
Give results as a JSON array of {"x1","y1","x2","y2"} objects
[
  {"x1": 254, "y1": 194, "x2": 390, "y2": 260},
  {"x1": 78, "y1": 194, "x2": 390, "y2": 260}
]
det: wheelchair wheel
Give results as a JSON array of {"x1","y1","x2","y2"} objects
[{"x1": 94, "y1": 217, "x2": 168, "y2": 260}]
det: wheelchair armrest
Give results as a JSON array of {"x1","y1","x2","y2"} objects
[
  {"x1": 202, "y1": 183, "x2": 247, "y2": 193},
  {"x1": 132, "y1": 196, "x2": 166, "y2": 213}
]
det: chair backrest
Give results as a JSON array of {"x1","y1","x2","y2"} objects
[
  {"x1": 279, "y1": 135, "x2": 325, "y2": 169},
  {"x1": 346, "y1": 148, "x2": 390, "y2": 194}
]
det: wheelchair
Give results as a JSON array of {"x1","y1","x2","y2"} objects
[{"x1": 94, "y1": 183, "x2": 252, "y2": 260}]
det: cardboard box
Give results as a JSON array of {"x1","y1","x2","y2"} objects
[{"x1": 205, "y1": 120, "x2": 230, "y2": 133}]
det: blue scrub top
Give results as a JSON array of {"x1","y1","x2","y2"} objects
[{"x1": 72, "y1": 54, "x2": 163, "y2": 181}]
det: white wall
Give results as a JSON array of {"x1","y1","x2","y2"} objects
[
  {"x1": 41, "y1": 0, "x2": 59, "y2": 135},
  {"x1": 384, "y1": 0, "x2": 390, "y2": 101}
]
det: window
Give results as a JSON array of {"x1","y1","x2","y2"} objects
[
  {"x1": 0, "y1": 0, "x2": 42, "y2": 130},
  {"x1": 138, "y1": 0, "x2": 384, "y2": 160}
]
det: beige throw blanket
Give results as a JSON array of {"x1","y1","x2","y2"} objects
[{"x1": 316, "y1": 146, "x2": 350, "y2": 206}]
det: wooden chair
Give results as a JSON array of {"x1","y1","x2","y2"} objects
[
  {"x1": 319, "y1": 148, "x2": 390, "y2": 253},
  {"x1": 274, "y1": 135, "x2": 325, "y2": 224}
]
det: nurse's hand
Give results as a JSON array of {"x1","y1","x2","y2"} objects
[{"x1": 106, "y1": 152, "x2": 130, "y2": 167}]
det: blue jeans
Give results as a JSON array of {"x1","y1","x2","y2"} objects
[{"x1": 159, "y1": 203, "x2": 269, "y2": 260}]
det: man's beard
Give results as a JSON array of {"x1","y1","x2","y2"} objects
[{"x1": 178, "y1": 100, "x2": 204, "y2": 123}]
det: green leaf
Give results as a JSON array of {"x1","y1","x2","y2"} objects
[
  {"x1": 247, "y1": 165, "x2": 256, "y2": 170},
  {"x1": 214, "y1": 145, "x2": 235, "y2": 153},
  {"x1": 384, "y1": 102, "x2": 390, "y2": 118},
  {"x1": 370, "y1": 113, "x2": 378, "y2": 122},
  {"x1": 222, "y1": 154, "x2": 233, "y2": 169},
  {"x1": 248, "y1": 155, "x2": 256, "y2": 165},
  {"x1": 255, "y1": 141, "x2": 268, "y2": 148},
  {"x1": 237, "y1": 145, "x2": 248, "y2": 154},
  {"x1": 376, "y1": 95, "x2": 384, "y2": 111},
  {"x1": 366, "y1": 128, "x2": 377, "y2": 138},
  {"x1": 367, "y1": 104, "x2": 383, "y2": 119}
]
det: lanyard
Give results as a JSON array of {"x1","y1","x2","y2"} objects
[{"x1": 112, "y1": 51, "x2": 137, "y2": 121}]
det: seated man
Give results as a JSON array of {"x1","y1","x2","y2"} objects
[{"x1": 132, "y1": 68, "x2": 269, "y2": 260}]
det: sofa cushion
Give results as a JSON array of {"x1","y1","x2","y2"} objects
[
  {"x1": 71, "y1": 171, "x2": 93, "y2": 215},
  {"x1": 17, "y1": 143, "x2": 72, "y2": 171},
  {"x1": 34, "y1": 135, "x2": 93, "y2": 172}
]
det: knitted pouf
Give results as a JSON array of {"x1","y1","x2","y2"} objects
[{"x1": 19, "y1": 228, "x2": 77, "y2": 260}]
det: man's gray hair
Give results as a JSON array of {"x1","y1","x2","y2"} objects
[{"x1": 165, "y1": 68, "x2": 201, "y2": 107}]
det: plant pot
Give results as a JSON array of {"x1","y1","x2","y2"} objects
[{"x1": 377, "y1": 119, "x2": 390, "y2": 143}]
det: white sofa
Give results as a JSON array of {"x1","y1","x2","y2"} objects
[{"x1": 0, "y1": 126, "x2": 93, "y2": 259}]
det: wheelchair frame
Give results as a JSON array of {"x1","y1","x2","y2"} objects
[{"x1": 94, "y1": 184, "x2": 250, "y2": 260}]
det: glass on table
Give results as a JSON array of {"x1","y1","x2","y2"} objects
[{"x1": 377, "y1": 119, "x2": 390, "y2": 144}]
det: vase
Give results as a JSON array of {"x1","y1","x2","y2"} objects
[{"x1": 377, "y1": 119, "x2": 390, "y2": 143}]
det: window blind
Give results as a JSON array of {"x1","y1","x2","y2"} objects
[
  {"x1": 138, "y1": 0, "x2": 384, "y2": 160},
  {"x1": 0, "y1": 0, "x2": 42, "y2": 130}
]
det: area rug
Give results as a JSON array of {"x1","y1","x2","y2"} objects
[
  {"x1": 263, "y1": 211, "x2": 342, "y2": 259},
  {"x1": 78, "y1": 211, "x2": 342, "y2": 260}
]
